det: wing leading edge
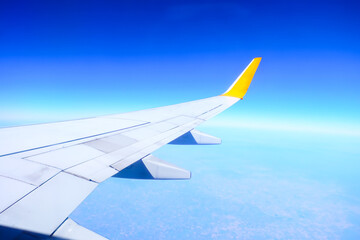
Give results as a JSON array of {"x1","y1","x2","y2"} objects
[{"x1": 0, "y1": 58, "x2": 261, "y2": 239}]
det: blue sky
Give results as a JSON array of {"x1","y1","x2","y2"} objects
[
  {"x1": 1, "y1": 0, "x2": 359, "y2": 132},
  {"x1": 1, "y1": 1, "x2": 360, "y2": 239}
]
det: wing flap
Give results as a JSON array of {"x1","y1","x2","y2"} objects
[
  {"x1": 0, "y1": 176, "x2": 35, "y2": 213},
  {"x1": 25, "y1": 144, "x2": 104, "y2": 170},
  {"x1": 0, "y1": 172, "x2": 97, "y2": 235},
  {"x1": 0, "y1": 157, "x2": 60, "y2": 186},
  {"x1": 65, "y1": 160, "x2": 118, "y2": 183}
]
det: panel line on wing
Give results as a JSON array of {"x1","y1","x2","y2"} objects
[
  {"x1": 0, "y1": 174, "x2": 37, "y2": 187},
  {"x1": 0, "y1": 122, "x2": 150, "y2": 158},
  {"x1": 0, "y1": 171, "x2": 61, "y2": 215},
  {"x1": 198, "y1": 104, "x2": 223, "y2": 115}
]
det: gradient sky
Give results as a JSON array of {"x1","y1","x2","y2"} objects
[
  {"x1": 1, "y1": 1, "x2": 360, "y2": 239},
  {"x1": 1, "y1": 0, "x2": 359, "y2": 132}
]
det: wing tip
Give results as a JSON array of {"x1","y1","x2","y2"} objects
[{"x1": 221, "y1": 57, "x2": 262, "y2": 99}]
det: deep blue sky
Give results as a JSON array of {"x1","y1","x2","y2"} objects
[{"x1": 1, "y1": 0, "x2": 359, "y2": 57}]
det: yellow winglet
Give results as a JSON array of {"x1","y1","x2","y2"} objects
[{"x1": 221, "y1": 57, "x2": 262, "y2": 99}]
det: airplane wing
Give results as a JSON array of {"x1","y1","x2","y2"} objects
[{"x1": 0, "y1": 58, "x2": 261, "y2": 240}]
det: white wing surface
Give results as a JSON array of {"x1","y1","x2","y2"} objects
[{"x1": 0, "y1": 58, "x2": 261, "y2": 239}]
